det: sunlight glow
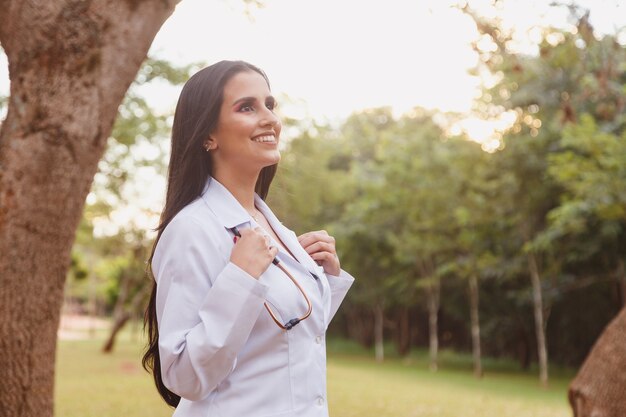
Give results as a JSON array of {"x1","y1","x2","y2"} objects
[{"x1": 0, "y1": 0, "x2": 624, "y2": 235}]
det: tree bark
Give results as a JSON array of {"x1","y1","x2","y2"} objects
[
  {"x1": 527, "y1": 251, "x2": 549, "y2": 387},
  {"x1": 0, "y1": 1, "x2": 179, "y2": 416},
  {"x1": 468, "y1": 274, "x2": 482, "y2": 378},
  {"x1": 569, "y1": 307, "x2": 626, "y2": 417}
]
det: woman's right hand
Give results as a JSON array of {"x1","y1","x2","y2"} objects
[{"x1": 229, "y1": 227, "x2": 278, "y2": 279}]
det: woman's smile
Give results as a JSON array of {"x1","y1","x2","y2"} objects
[{"x1": 252, "y1": 133, "x2": 277, "y2": 144}]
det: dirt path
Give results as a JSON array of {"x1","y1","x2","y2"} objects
[{"x1": 57, "y1": 314, "x2": 110, "y2": 340}]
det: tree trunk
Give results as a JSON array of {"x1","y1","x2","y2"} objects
[
  {"x1": 0, "y1": 2, "x2": 179, "y2": 416},
  {"x1": 427, "y1": 280, "x2": 440, "y2": 372},
  {"x1": 374, "y1": 301, "x2": 384, "y2": 362},
  {"x1": 468, "y1": 274, "x2": 482, "y2": 378},
  {"x1": 101, "y1": 313, "x2": 131, "y2": 353},
  {"x1": 527, "y1": 251, "x2": 549, "y2": 387},
  {"x1": 569, "y1": 307, "x2": 626, "y2": 417},
  {"x1": 102, "y1": 280, "x2": 150, "y2": 353},
  {"x1": 102, "y1": 270, "x2": 132, "y2": 353}
]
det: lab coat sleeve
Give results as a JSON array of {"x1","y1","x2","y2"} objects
[
  {"x1": 152, "y1": 215, "x2": 269, "y2": 401},
  {"x1": 325, "y1": 269, "x2": 355, "y2": 323}
]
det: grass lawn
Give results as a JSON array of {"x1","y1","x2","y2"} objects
[{"x1": 55, "y1": 331, "x2": 573, "y2": 417}]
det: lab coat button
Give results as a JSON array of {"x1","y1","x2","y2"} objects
[
  {"x1": 315, "y1": 335, "x2": 322, "y2": 344},
  {"x1": 316, "y1": 396, "x2": 324, "y2": 406}
]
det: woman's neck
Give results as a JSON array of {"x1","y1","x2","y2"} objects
[{"x1": 212, "y1": 167, "x2": 258, "y2": 213}]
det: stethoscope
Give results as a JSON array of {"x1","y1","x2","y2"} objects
[{"x1": 228, "y1": 226, "x2": 315, "y2": 330}]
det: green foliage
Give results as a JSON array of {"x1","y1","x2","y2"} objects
[
  {"x1": 267, "y1": 3, "x2": 626, "y2": 369},
  {"x1": 94, "y1": 57, "x2": 197, "y2": 208},
  {"x1": 69, "y1": 251, "x2": 89, "y2": 281},
  {"x1": 62, "y1": 3, "x2": 626, "y2": 373},
  {"x1": 95, "y1": 253, "x2": 146, "y2": 309}
]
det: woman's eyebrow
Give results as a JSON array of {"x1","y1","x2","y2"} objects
[
  {"x1": 232, "y1": 96, "x2": 256, "y2": 106},
  {"x1": 232, "y1": 95, "x2": 275, "y2": 106}
]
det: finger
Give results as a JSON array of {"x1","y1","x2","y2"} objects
[
  {"x1": 302, "y1": 241, "x2": 336, "y2": 256},
  {"x1": 269, "y1": 245, "x2": 279, "y2": 257},
  {"x1": 298, "y1": 231, "x2": 334, "y2": 248},
  {"x1": 311, "y1": 251, "x2": 341, "y2": 272},
  {"x1": 310, "y1": 251, "x2": 337, "y2": 262},
  {"x1": 297, "y1": 230, "x2": 329, "y2": 242},
  {"x1": 239, "y1": 227, "x2": 254, "y2": 236}
]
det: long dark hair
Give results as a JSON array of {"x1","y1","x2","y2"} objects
[{"x1": 141, "y1": 60, "x2": 278, "y2": 408}]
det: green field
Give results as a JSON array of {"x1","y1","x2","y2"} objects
[{"x1": 55, "y1": 332, "x2": 573, "y2": 417}]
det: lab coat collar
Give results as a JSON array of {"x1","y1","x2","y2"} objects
[
  {"x1": 201, "y1": 177, "x2": 324, "y2": 283},
  {"x1": 254, "y1": 196, "x2": 325, "y2": 282},
  {"x1": 200, "y1": 177, "x2": 253, "y2": 228}
]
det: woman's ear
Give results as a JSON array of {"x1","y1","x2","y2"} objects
[{"x1": 203, "y1": 136, "x2": 217, "y2": 152}]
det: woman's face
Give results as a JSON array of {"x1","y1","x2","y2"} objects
[{"x1": 208, "y1": 70, "x2": 282, "y2": 175}]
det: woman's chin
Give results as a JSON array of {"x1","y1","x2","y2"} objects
[{"x1": 263, "y1": 152, "x2": 281, "y2": 166}]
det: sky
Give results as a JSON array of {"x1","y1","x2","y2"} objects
[
  {"x1": 1, "y1": 0, "x2": 624, "y2": 121},
  {"x1": 142, "y1": 0, "x2": 625, "y2": 122},
  {"x1": 0, "y1": 0, "x2": 624, "y2": 235}
]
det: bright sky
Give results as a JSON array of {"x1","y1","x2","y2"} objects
[
  {"x1": 143, "y1": 0, "x2": 625, "y2": 122},
  {"x1": 1, "y1": 0, "x2": 624, "y2": 120},
  {"x1": 0, "y1": 0, "x2": 624, "y2": 236}
]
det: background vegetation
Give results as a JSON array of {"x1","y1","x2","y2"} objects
[{"x1": 62, "y1": 1, "x2": 625, "y2": 401}]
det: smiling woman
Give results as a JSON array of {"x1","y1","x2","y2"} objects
[
  {"x1": 141, "y1": 60, "x2": 355, "y2": 417},
  {"x1": 207, "y1": 70, "x2": 282, "y2": 180}
]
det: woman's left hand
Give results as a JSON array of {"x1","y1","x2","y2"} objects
[{"x1": 298, "y1": 230, "x2": 341, "y2": 276}]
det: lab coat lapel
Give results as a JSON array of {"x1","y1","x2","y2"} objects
[
  {"x1": 200, "y1": 178, "x2": 294, "y2": 318},
  {"x1": 200, "y1": 177, "x2": 251, "y2": 230},
  {"x1": 254, "y1": 196, "x2": 328, "y2": 290}
]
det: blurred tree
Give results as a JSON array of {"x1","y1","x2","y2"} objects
[
  {"x1": 440, "y1": 137, "x2": 500, "y2": 378},
  {"x1": 99, "y1": 243, "x2": 150, "y2": 353},
  {"x1": 268, "y1": 120, "x2": 354, "y2": 233},
  {"x1": 368, "y1": 109, "x2": 459, "y2": 371},
  {"x1": 335, "y1": 108, "x2": 409, "y2": 362},
  {"x1": 0, "y1": 1, "x2": 179, "y2": 415},
  {"x1": 466, "y1": 0, "x2": 626, "y2": 398}
]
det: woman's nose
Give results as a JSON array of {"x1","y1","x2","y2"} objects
[{"x1": 260, "y1": 107, "x2": 280, "y2": 127}]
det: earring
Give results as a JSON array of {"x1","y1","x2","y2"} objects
[{"x1": 204, "y1": 143, "x2": 213, "y2": 152}]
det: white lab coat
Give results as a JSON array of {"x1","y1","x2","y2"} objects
[{"x1": 152, "y1": 177, "x2": 354, "y2": 417}]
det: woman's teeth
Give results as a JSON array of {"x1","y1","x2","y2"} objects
[{"x1": 253, "y1": 135, "x2": 276, "y2": 143}]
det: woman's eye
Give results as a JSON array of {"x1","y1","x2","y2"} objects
[
  {"x1": 266, "y1": 101, "x2": 277, "y2": 111},
  {"x1": 239, "y1": 104, "x2": 254, "y2": 112}
]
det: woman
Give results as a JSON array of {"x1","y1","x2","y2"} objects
[{"x1": 142, "y1": 60, "x2": 354, "y2": 417}]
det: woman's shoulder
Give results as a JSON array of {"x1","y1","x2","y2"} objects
[
  {"x1": 159, "y1": 198, "x2": 222, "y2": 244},
  {"x1": 152, "y1": 198, "x2": 225, "y2": 268}
]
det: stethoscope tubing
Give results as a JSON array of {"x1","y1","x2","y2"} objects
[{"x1": 228, "y1": 226, "x2": 312, "y2": 330}]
